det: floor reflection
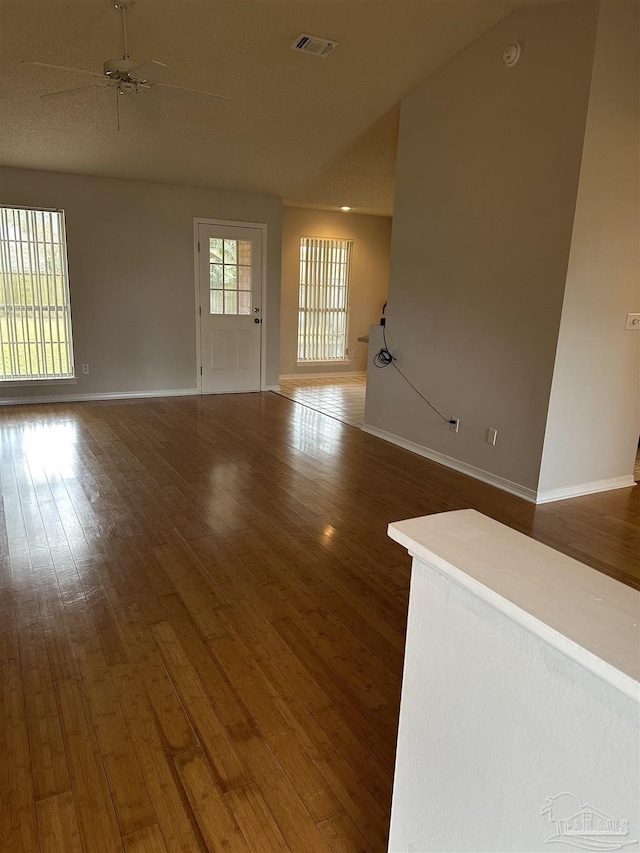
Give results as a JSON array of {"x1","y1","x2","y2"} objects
[
  {"x1": 275, "y1": 374, "x2": 366, "y2": 428},
  {"x1": 21, "y1": 421, "x2": 79, "y2": 482},
  {"x1": 286, "y1": 402, "x2": 346, "y2": 456}
]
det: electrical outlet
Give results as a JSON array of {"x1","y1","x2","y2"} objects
[
  {"x1": 450, "y1": 418, "x2": 459, "y2": 433},
  {"x1": 487, "y1": 427, "x2": 497, "y2": 446},
  {"x1": 625, "y1": 313, "x2": 640, "y2": 330},
  {"x1": 351, "y1": 348, "x2": 358, "y2": 360},
  {"x1": 82, "y1": 364, "x2": 89, "y2": 375}
]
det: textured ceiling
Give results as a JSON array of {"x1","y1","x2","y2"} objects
[{"x1": 1, "y1": 0, "x2": 557, "y2": 215}]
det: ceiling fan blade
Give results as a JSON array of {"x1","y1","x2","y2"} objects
[
  {"x1": 128, "y1": 59, "x2": 169, "y2": 83},
  {"x1": 154, "y1": 82, "x2": 231, "y2": 102},
  {"x1": 41, "y1": 83, "x2": 110, "y2": 99},
  {"x1": 24, "y1": 60, "x2": 104, "y2": 80}
]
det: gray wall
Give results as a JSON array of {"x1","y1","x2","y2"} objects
[
  {"x1": 539, "y1": 0, "x2": 640, "y2": 495},
  {"x1": 365, "y1": 2, "x2": 599, "y2": 493},
  {"x1": 280, "y1": 206, "x2": 391, "y2": 376},
  {"x1": 0, "y1": 167, "x2": 282, "y2": 400}
]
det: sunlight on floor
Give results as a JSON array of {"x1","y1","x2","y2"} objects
[{"x1": 274, "y1": 375, "x2": 366, "y2": 428}]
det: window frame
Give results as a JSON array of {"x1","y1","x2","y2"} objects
[
  {"x1": 0, "y1": 204, "x2": 76, "y2": 383},
  {"x1": 207, "y1": 235, "x2": 254, "y2": 317},
  {"x1": 296, "y1": 235, "x2": 353, "y2": 364}
]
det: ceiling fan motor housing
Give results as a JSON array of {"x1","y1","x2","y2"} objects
[{"x1": 104, "y1": 58, "x2": 138, "y2": 78}]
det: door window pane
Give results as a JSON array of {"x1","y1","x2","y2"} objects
[
  {"x1": 224, "y1": 291, "x2": 237, "y2": 314},
  {"x1": 238, "y1": 291, "x2": 251, "y2": 315},
  {"x1": 208, "y1": 236, "x2": 254, "y2": 315},
  {"x1": 224, "y1": 265, "x2": 237, "y2": 287},
  {"x1": 238, "y1": 241, "x2": 252, "y2": 265},
  {"x1": 238, "y1": 266, "x2": 250, "y2": 289},
  {"x1": 209, "y1": 239, "x2": 224, "y2": 263},
  {"x1": 210, "y1": 264, "x2": 223, "y2": 288}
]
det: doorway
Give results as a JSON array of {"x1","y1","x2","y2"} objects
[{"x1": 195, "y1": 220, "x2": 265, "y2": 393}]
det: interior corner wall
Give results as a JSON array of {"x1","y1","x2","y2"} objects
[
  {"x1": 0, "y1": 166, "x2": 282, "y2": 400},
  {"x1": 280, "y1": 206, "x2": 391, "y2": 376},
  {"x1": 538, "y1": 0, "x2": 640, "y2": 496},
  {"x1": 364, "y1": 2, "x2": 599, "y2": 493}
]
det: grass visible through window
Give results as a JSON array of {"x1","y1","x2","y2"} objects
[{"x1": 0, "y1": 207, "x2": 75, "y2": 381}]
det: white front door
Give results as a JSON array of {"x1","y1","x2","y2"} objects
[{"x1": 197, "y1": 222, "x2": 262, "y2": 393}]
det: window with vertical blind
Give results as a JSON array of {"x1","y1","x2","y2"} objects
[
  {"x1": 0, "y1": 206, "x2": 75, "y2": 381},
  {"x1": 297, "y1": 236, "x2": 352, "y2": 362}
]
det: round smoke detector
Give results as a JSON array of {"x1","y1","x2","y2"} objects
[{"x1": 503, "y1": 43, "x2": 522, "y2": 67}]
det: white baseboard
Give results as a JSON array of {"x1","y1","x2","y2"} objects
[
  {"x1": 279, "y1": 371, "x2": 366, "y2": 380},
  {"x1": 1, "y1": 386, "x2": 297, "y2": 406},
  {"x1": 362, "y1": 424, "x2": 639, "y2": 504},
  {"x1": 536, "y1": 476, "x2": 636, "y2": 504},
  {"x1": 0, "y1": 388, "x2": 199, "y2": 406},
  {"x1": 362, "y1": 424, "x2": 538, "y2": 503}
]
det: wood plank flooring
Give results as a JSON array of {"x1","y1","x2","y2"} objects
[{"x1": 0, "y1": 392, "x2": 638, "y2": 852}]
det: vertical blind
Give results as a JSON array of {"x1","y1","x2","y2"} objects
[
  {"x1": 298, "y1": 237, "x2": 352, "y2": 361},
  {"x1": 0, "y1": 206, "x2": 74, "y2": 380}
]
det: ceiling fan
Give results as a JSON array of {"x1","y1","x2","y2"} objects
[{"x1": 25, "y1": 0, "x2": 231, "y2": 129}]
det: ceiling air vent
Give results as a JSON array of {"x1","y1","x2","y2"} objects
[{"x1": 290, "y1": 33, "x2": 338, "y2": 58}]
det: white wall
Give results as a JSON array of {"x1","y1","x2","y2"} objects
[
  {"x1": 538, "y1": 0, "x2": 640, "y2": 497},
  {"x1": 364, "y1": 3, "x2": 599, "y2": 493},
  {"x1": 280, "y1": 206, "x2": 390, "y2": 376},
  {"x1": 388, "y1": 511, "x2": 640, "y2": 853},
  {"x1": 0, "y1": 167, "x2": 282, "y2": 400}
]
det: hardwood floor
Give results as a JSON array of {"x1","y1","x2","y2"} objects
[{"x1": 0, "y1": 392, "x2": 638, "y2": 852}]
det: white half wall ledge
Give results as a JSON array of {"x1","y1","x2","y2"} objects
[
  {"x1": 387, "y1": 509, "x2": 639, "y2": 853},
  {"x1": 363, "y1": 423, "x2": 637, "y2": 504},
  {"x1": 388, "y1": 509, "x2": 639, "y2": 697}
]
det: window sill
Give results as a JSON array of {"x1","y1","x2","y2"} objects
[{"x1": 0, "y1": 378, "x2": 77, "y2": 388}]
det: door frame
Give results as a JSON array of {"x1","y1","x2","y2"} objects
[{"x1": 193, "y1": 218, "x2": 268, "y2": 393}]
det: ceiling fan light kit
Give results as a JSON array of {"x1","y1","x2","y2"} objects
[{"x1": 25, "y1": 0, "x2": 230, "y2": 129}]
